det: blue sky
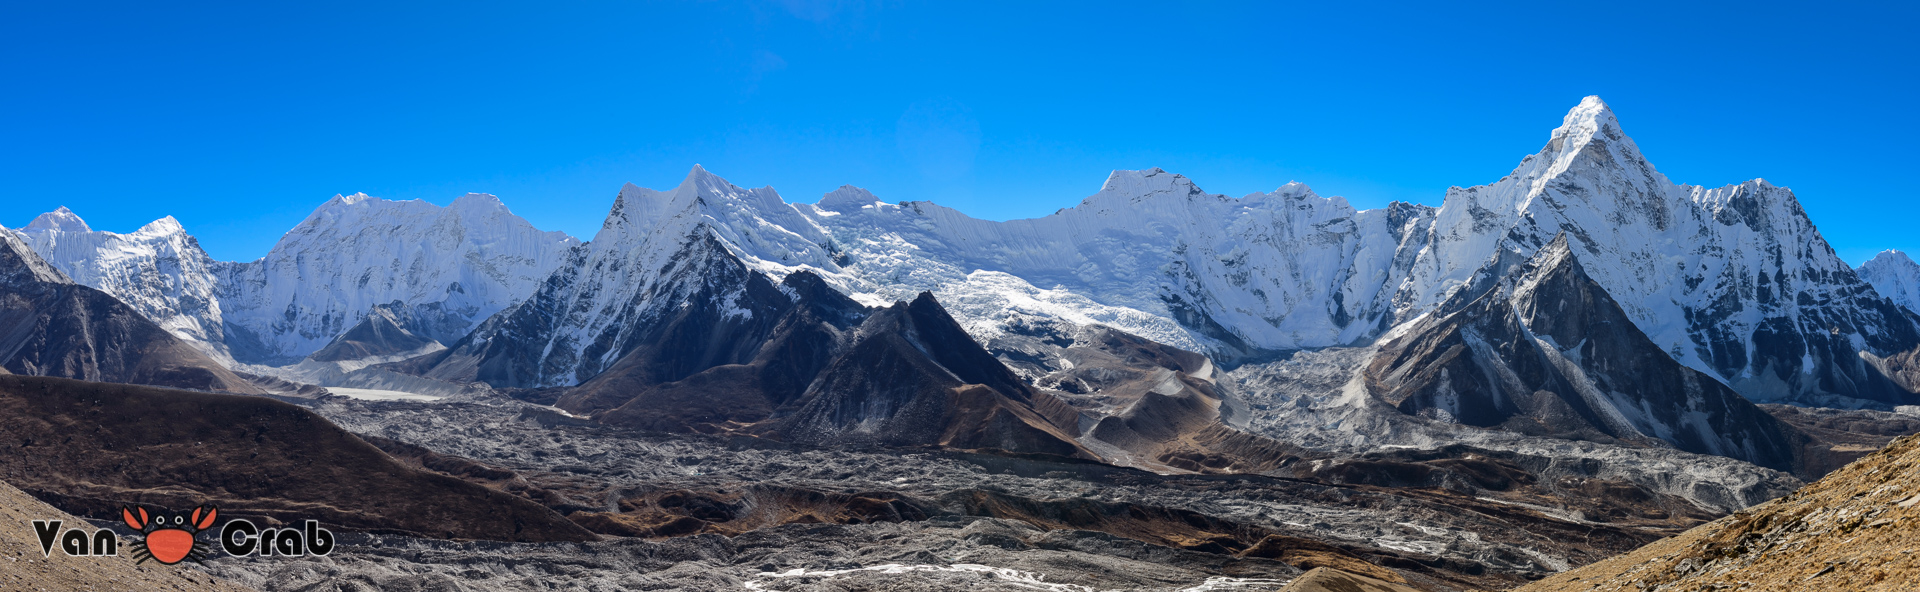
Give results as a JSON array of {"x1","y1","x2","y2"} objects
[{"x1": 3, "y1": 1, "x2": 1915, "y2": 265}]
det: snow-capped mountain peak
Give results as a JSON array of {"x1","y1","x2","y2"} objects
[
  {"x1": 332, "y1": 192, "x2": 376, "y2": 206},
  {"x1": 1860, "y1": 249, "x2": 1920, "y2": 316},
  {"x1": 1085, "y1": 167, "x2": 1204, "y2": 207},
  {"x1": 20, "y1": 191, "x2": 581, "y2": 366},
  {"x1": 215, "y1": 191, "x2": 581, "y2": 362},
  {"x1": 24, "y1": 206, "x2": 92, "y2": 234},
  {"x1": 133, "y1": 216, "x2": 186, "y2": 236}
]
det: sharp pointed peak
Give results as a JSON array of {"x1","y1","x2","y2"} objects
[
  {"x1": 25, "y1": 206, "x2": 91, "y2": 233},
  {"x1": 681, "y1": 163, "x2": 727, "y2": 185},
  {"x1": 133, "y1": 216, "x2": 185, "y2": 235},
  {"x1": 671, "y1": 164, "x2": 754, "y2": 198},
  {"x1": 1863, "y1": 249, "x2": 1917, "y2": 268},
  {"x1": 1087, "y1": 168, "x2": 1206, "y2": 207},
  {"x1": 1549, "y1": 95, "x2": 1625, "y2": 144}
]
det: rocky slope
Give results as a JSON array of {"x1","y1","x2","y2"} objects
[
  {"x1": 771, "y1": 292, "x2": 1090, "y2": 457},
  {"x1": 407, "y1": 228, "x2": 1093, "y2": 457},
  {"x1": 1368, "y1": 234, "x2": 1808, "y2": 474},
  {"x1": 307, "y1": 302, "x2": 443, "y2": 363},
  {"x1": 1518, "y1": 432, "x2": 1920, "y2": 592},
  {"x1": 17, "y1": 194, "x2": 578, "y2": 365},
  {"x1": 0, "y1": 476, "x2": 254, "y2": 592},
  {"x1": 0, "y1": 229, "x2": 262, "y2": 394},
  {"x1": 252, "y1": 394, "x2": 1694, "y2": 591},
  {"x1": 0, "y1": 374, "x2": 594, "y2": 542}
]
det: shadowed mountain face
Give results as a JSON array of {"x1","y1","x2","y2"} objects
[
  {"x1": 774, "y1": 294, "x2": 1091, "y2": 457},
  {"x1": 394, "y1": 230, "x2": 765, "y2": 389},
  {"x1": 1369, "y1": 235, "x2": 1809, "y2": 474},
  {"x1": 567, "y1": 267, "x2": 869, "y2": 430},
  {"x1": 0, "y1": 230, "x2": 261, "y2": 394},
  {"x1": 393, "y1": 227, "x2": 1093, "y2": 458},
  {"x1": 569, "y1": 281, "x2": 1093, "y2": 458},
  {"x1": 0, "y1": 375, "x2": 595, "y2": 543},
  {"x1": 307, "y1": 302, "x2": 441, "y2": 362}
]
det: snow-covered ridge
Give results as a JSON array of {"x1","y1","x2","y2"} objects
[
  {"x1": 554, "y1": 96, "x2": 1916, "y2": 405},
  {"x1": 1860, "y1": 250, "x2": 1920, "y2": 317},
  {"x1": 18, "y1": 209, "x2": 233, "y2": 361},
  {"x1": 15, "y1": 193, "x2": 579, "y2": 364},
  {"x1": 14, "y1": 96, "x2": 1914, "y2": 407}
]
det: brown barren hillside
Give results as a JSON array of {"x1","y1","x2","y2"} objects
[
  {"x1": 0, "y1": 477, "x2": 254, "y2": 592},
  {"x1": 1519, "y1": 433, "x2": 1920, "y2": 592},
  {"x1": 0, "y1": 375, "x2": 595, "y2": 543}
]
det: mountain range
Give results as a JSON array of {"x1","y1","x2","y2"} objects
[
  {"x1": 8, "y1": 95, "x2": 1920, "y2": 591},
  {"x1": 9, "y1": 96, "x2": 1920, "y2": 477},
  {"x1": 18, "y1": 193, "x2": 578, "y2": 366}
]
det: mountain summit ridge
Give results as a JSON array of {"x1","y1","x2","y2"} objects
[
  {"x1": 15, "y1": 194, "x2": 580, "y2": 365},
  {"x1": 15, "y1": 96, "x2": 1917, "y2": 408}
]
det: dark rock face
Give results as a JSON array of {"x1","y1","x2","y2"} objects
[
  {"x1": 399, "y1": 224, "x2": 1088, "y2": 458},
  {"x1": 0, "y1": 232, "x2": 260, "y2": 394},
  {"x1": 307, "y1": 302, "x2": 440, "y2": 362},
  {"x1": 1369, "y1": 235, "x2": 1809, "y2": 474},
  {"x1": 0, "y1": 375, "x2": 595, "y2": 542},
  {"x1": 774, "y1": 294, "x2": 1092, "y2": 458},
  {"x1": 395, "y1": 230, "x2": 776, "y2": 389},
  {"x1": 569, "y1": 269, "x2": 868, "y2": 431},
  {"x1": 1679, "y1": 184, "x2": 1920, "y2": 408}
]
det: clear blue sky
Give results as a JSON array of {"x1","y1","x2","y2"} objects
[{"x1": 4, "y1": 2, "x2": 1915, "y2": 265}]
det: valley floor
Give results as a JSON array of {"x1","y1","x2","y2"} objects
[{"x1": 184, "y1": 393, "x2": 1680, "y2": 591}]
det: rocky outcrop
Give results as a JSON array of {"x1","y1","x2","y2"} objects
[{"x1": 1369, "y1": 235, "x2": 1809, "y2": 474}]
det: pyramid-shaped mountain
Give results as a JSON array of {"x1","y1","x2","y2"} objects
[{"x1": 1369, "y1": 234, "x2": 1809, "y2": 473}]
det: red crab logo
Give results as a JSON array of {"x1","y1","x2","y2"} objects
[{"x1": 121, "y1": 505, "x2": 217, "y2": 565}]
